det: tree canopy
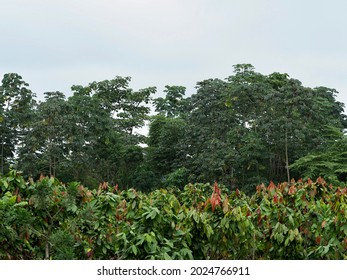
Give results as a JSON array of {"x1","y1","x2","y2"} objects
[{"x1": 1, "y1": 64, "x2": 346, "y2": 193}]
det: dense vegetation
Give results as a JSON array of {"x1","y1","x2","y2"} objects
[
  {"x1": 1, "y1": 170, "x2": 347, "y2": 259},
  {"x1": 1, "y1": 64, "x2": 346, "y2": 192},
  {"x1": 1, "y1": 64, "x2": 347, "y2": 259}
]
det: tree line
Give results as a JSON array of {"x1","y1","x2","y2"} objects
[{"x1": 1, "y1": 64, "x2": 346, "y2": 193}]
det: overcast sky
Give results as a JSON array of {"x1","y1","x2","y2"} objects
[{"x1": 1, "y1": 0, "x2": 347, "y2": 111}]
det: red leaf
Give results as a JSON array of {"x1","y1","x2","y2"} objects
[
  {"x1": 321, "y1": 220, "x2": 327, "y2": 228},
  {"x1": 316, "y1": 177, "x2": 326, "y2": 186},
  {"x1": 210, "y1": 182, "x2": 221, "y2": 211},
  {"x1": 235, "y1": 188, "x2": 240, "y2": 196},
  {"x1": 267, "y1": 181, "x2": 276, "y2": 193},
  {"x1": 288, "y1": 185, "x2": 296, "y2": 195},
  {"x1": 273, "y1": 193, "x2": 278, "y2": 203},
  {"x1": 316, "y1": 236, "x2": 321, "y2": 244}
]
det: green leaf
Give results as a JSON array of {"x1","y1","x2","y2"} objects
[
  {"x1": 342, "y1": 224, "x2": 347, "y2": 235},
  {"x1": 68, "y1": 204, "x2": 78, "y2": 213},
  {"x1": 131, "y1": 245, "x2": 138, "y2": 255},
  {"x1": 288, "y1": 215, "x2": 294, "y2": 227},
  {"x1": 163, "y1": 252, "x2": 172, "y2": 260},
  {"x1": 2, "y1": 180, "x2": 9, "y2": 191},
  {"x1": 14, "y1": 201, "x2": 28, "y2": 207},
  {"x1": 145, "y1": 234, "x2": 153, "y2": 243},
  {"x1": 94, "y1": 221, "x2": 100, "y2": 230}
]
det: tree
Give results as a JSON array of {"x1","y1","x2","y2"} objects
[
  {"x1": 68, "y1": 77, "x2": 155, "y2": 186},
  {"x1": 182, "y1": 78, "x2": 237, "y2": 185},
  {"x1": 148, "y1": 115, "x2": 187, "y2": 177},
  {"x1": 225, "y1": 65, "x2": 346, "y2": 187},
  {"x1": 225, "y1": 65, "x2": 270, "y2": 190},
  {"x1": 115, "y1": 86, "x2": 155, "y2": 142},
  {"x1": 88, "y1": 77, "x2": 155, "y2": 144},
  {"x1": 0, "y1": 73, "x2": 36, "y2": 174},
  {"x1": 153, "y1": 85, "x2": 187, "y2": 118},
  {"x1": 18, "y1": 92, "x2": 68, "y2": 178},
  {"x1": 65, "y1": 85, "x2": 120, "y2": 186},
  {"x1": 290, "y1": 133, "x2": 347, "y2": 185},
  {"x1": 160, "y1": 64, "x2": 347, "y2": 192},
  {"x1": 261, "y1": 75, "x2": 346, "y2": 183}
]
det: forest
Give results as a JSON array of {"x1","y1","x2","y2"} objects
[
  {"x1": 1, "y1": 64, "x2": 346, "y2": 191},
  {"x1": 1, "y1": 64, "x2": 347, "y2": 259}
]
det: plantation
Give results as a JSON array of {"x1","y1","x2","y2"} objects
[{"x1": 1, "y1": 169, "x2": 347, "y2": 260}]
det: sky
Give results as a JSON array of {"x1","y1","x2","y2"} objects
[{"x1": 1, "y1": 0, "x2": 347, "y2": 113}]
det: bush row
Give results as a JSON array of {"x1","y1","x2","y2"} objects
[{"x1": 1, "y1": 170, "x2": 347, "y2": 259}]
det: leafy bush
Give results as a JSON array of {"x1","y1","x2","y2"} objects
[{"x1": 1, "y1": 170, "x2": 347, "y2": 259}]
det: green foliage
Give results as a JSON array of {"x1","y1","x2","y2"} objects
[
  {"x1": 1, "y1": 66, "x2": 347, "y2": 259},
  {"x1": 148, "y1": 115, "x2": 187, "y2": 177},
  {"x1": 0, "y1": 191, "x2": 33, "y2": 259},
  {"x1": 2, "y1": 171, "x2": 346, "y2": 260},
  {"x1": 0, "y1": 73, "x2": 36, "y2": 174},
  {"x1": 49, "y1": 229, "x2": 76, "y2": 260},
  {"x1": 2, "y1": 67, "x2": 347, "y2": 193},
  {"x1": 290, "y1": 135, "x2": 347, "y2": 185},
  {"x1": 12, "y1": 75, "x2": 154, "y2": 189},
  {"x1": 162, "y1": 167, "x2": 189, "y2": 189},
  {"x1": 153, "y1": 85, "x2": 187, "y2": 118},
  {"x1": 252, "y1": 177, "x2": 347, "y2": 259}
]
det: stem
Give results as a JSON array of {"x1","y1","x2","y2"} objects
[
  {"x1": 45, "y1": 224, "x2": 52, "y2": 260},
  {"x1": 252, "y1": 232, "x2": 256, "y2": 260},
  {"x1": 45, "y1": 239, "x2": 50, "y2": 260}
]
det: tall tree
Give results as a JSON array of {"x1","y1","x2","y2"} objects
[
  {"x1": 0, "y1": 73, "x2": 36, "y2": 174},
  {"x1": 226, "y1": 66, "x2": 346, "y2": 186},
  {"x1": 182, "y1": 78, "x2": 237, "y2": 184},
  {"x1": 66, "y1": 77, "x2": 155, "y2": 187},
  {"x1": 88, "y1": 77, "x2": 155, "y2": 144},
  {"x1": 66, "y1": 85, "x2": 120, "y2": 185},
  {"x1": 263, "y1": 74, "x2": 346, "y2": 182},
  {"x1": 18, "y1": 92, "x2": 68, "y2": 177},
  {"x1": 148, "y1": 115, "x2": 187, "y2": 176}
]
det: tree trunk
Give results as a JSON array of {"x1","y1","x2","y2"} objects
[
  {"x1": 45, "y1": 239, "x2": 50, "y2": 260},
  {"x1": 49, "y1": 156, "x2": 52, "y2": 177},
  {"x1": 285, "y1": 128, "x2": 290, "y2": 183},
  {"x1": 45, "y1": 224, "x2": 52, "y2": 260},
  {"x1": 53, "y1": 156, "x2": 56, "y2": 177},
  {"x1": 1, "y1": 139, "x2": 4, "y2": 174}
]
